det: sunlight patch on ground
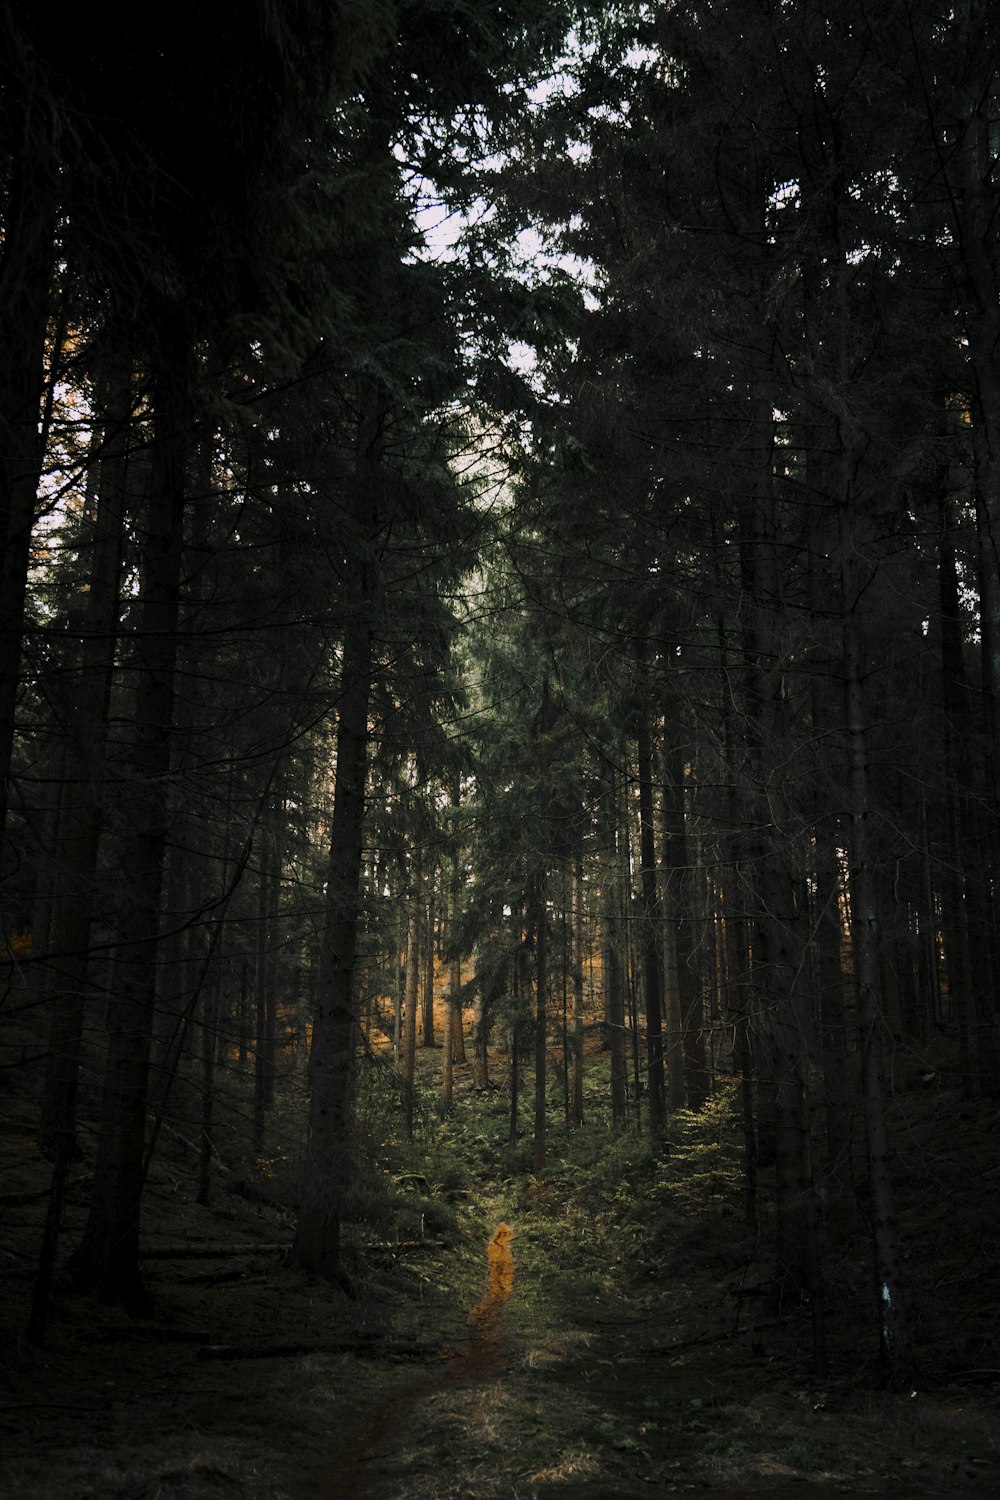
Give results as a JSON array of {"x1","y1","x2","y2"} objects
[
  {"x1": 526, "y1": 1449, "x2": 603, "y2": 1483},
  {"x1": 523, "y1": 1328, "x2": 592, "y2": 1368},
  {"x1": 467, "y1": 1378, "x2": 514, "y2": 1446},
  {"x1": 467, "y1": 1221, "x2": 514, "y2": 1339}
]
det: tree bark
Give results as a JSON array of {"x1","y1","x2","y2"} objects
[
  {"x1": 293, "y1": 382, "x2": 381, "y2": 1279},
  {"x1": 69, "y1": 343, "x2": 190, "y2": 1309},
  {"x1": 739, "y1": 366, "x2": 822, "y2": 1366},
  {"x1": 602, "y1": 770, "x2": 628, "y2": 1125},
  {"x1": 939, "y1": 492, "x2": 999, "y2": 1097},
  {"x1": 402, "y1": 878, "x2": 420, "y2": 1137},
  {"x1": 27, "y1": 357, "x2": 129, "y2": 1342},
  {"x1": 533, "y1": 873, "x2": 548, "y2": 1174},
  {"x1": 636, "y1": 682, "x2": 666, "y2": 1142},
  {"x1": 841, "y1": 569, "x2": 915, "y2": 1386},
  {"x1": 442, "y1": 947, "x2": 458, "y2": 1109},
  {"x1": 253, "y1": 808, "x2": 282, "y2": 1150},
  {"x1": 472, "y1": 987, "x2": 491, "y2": 1088},
  {"x1": 0, "y1": 162, "x2": 57, "y2": 855},
  {"x1": 293, "y1": 602, "x2": 372, "y2": 1277},
  {"x1": 570, "y1": 854, "x2": 585, "y2": 1127},
  {"x1": 662, "y1": 720, "x2": 707, "y2": 1109},
  {"x1": 422, "y1": 881, "x2": 436, "y2": 1047}
]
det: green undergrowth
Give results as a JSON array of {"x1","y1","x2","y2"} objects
[
  {"x1": 3, "y1": 1036, "x2": 999, "y2": 1499},
  {"x1": 350, "y1": 1042, "x2": 1000, "y2": 1499}
]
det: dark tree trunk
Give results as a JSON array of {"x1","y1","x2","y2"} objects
[
  {"x1": 451, "y1": 940, "x2": 466, "y2": 1063},
  {"x1": 660, "y1": 838, "x2": 686, "y2": 1112},
  {"x1": 939, "y1": 493, "x2": 1000, "y2": 1097},
  {"x1": 954, "y1": 35, "x2": 1000, "y2": 850},
  {"x1": 293, "y1": 602, "x2": 372, "y2": 1277},
  {"x1": 533, "y1": 873, "x2": 548, "y2": 1174},
  {"x1": 442, "y1": 945, "x2": 458, "y2": 1109},
  {"x1": 662, "y1": 720, "x2": 708, "y2": 1109},
  {"x1": 238, "y1": 956, "x2": 250, "y2": 1068},
  {"x1": 422, "y1": 882, "x2": 436, "y2": 1047},
  {"x1": 570, "y1": 854, "x2": 584, "y2": 1127},
  {"x1": 253, "y1": 814, "x2": 281, "y2": 1151},
  {"x1": 402, "y1": 882, "x2": 420, "y2": 1137},
  {"x1": 509, "y1": 949, "x2": 522, "y2": 1146},
  {"x1": 0, "y1": 165, "x2": 57, "y2": 855},
  {"x1": 842, "y1": 584, "x2": 915, "y2": 1386},
  {"x1": 739, "y1": 367, "x2": 823, "y2": 1371},
  {"x1": 812, "y1": 813, "x2": 853, "y2": 1186},
  {"x1": 602, "y1": 772, "x2": 628, "y2": 1125},
  {"x1": 394, "y1": 894, "x2": 405, "y2": 1060},
  {"x1": 804, "y1": 487, "x2": 852, "y2": 1183},
  {"x1": 36, "y1": 356, "x2": 129, "y2": 1161},
  {"x1": 293, "y1": 381, "x2": 381, "y2": 1280},
  {"x1": 711, "y1": 567, "x2": 759, "y2": 1228},
  {"x1": 197, "y1": 943, "x2": 222, "y2": 1208},
  {"x1": 69, "y1": 344, "x2": 190, "y2": 1310},
  {"x1": 27, "y1": 374, "x2": 128, "y2": 1341},
  {"x1": 636, "y1": 682, "x2": 666, "y2": 1142}
]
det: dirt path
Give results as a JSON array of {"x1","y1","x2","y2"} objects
[
  {"x1": 296, "y1": 1213, "x2": 999, "y2": 1500},
  {"x1": 302, "y1": 1222, "x2": 516, "y2": 1500},
  {"x1": 3, "y1": 1196, "x2": 996, "y2": 1500},
  {"x1": 461, "y1": 1221, "x2": 515, "y2": 1373}
]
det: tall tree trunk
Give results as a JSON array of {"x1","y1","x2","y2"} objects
[
  {"x1": 636, "y1": 684, "x2": 666, "y2": 1142},
  {"x1": 472, "y1": 981, "x2": 491, "y2": 1089},
  {"x1": 447, "y1": 785, "x2": 466, "y2": 1069},
  {"x1": 0, "y1": 163, "x2": 57, "y2": 856},
  {"x1": 27, "y1": 357, "x2": 129, "y2": 1342},
  {"x1": 939, "y1": 492, "x2": 1000, "y2": 1097},
  {"x1": 812, "y1": 812, "x2": 853, "y2": 1186},
  {"x1": 393, "y1": 894, "x2": 405, "y2": 1060},
  {"x1": 36, "y1": 358, "x2": 129, "y2": 1157},
  {"x1": 710, "y1": 556, "x2": 759, "y2": 1227},
  {"x1": 799, "y1": 126, "x2": 915, "y2": 1378},
  {"x1": 937, "y1": 5, "x2": 1000, "y2": 1093},
  {"x1": 422, "y1": 880, "x2": 436, "y2": 1047},
  {"x1": 294, "y1": 600, "x2": 372, "y2": 1277},
  {"x1": 659, "y1": 823, "x2": 686, "y2": 1112},
  {"x1": 841, "y1": 561, "x2": 915, "y2": 1386},
  {"x1": 69, "y1": 340, "x2": 191, "y2": 1309},
  {"x1": 238, "y1": 956, "x2": 250, "y2": 1069},
  {"x1": 442, "y1": 948, "x2": 458, "y2": 1109},
  {"x1": 620, "y1": 761, "x2": 643, "y2": 1131},
  {"x1": 951, "y1": 15, "x2": 1000, "y2": 835},
  {"x1": 293, "y1": 384, "x2": 381, "y2": 1279},
  {"x1": 533, "y1": 872, "x2": 548, "y2": 1174},
  {"x1": 402, "y1": 878, "x2": 420, "y2": 1137},
  {"x1": 442, "y1": 841, "x2": 460, "y2": 1109},
  {"x1": 570, "y1": 854, "x2": 584, "y2": 1127},
  {"x1": 451, "y1": 992, "x2": 467, "y2": 1062},
  {"x1": 804, "y1": 472, "x2": 852, "y2": 1182},
  {"x1": 740, "y1": 366, "x2": 822, "y2": 1364},
  {"x1": 662, "y1": 720, "x2": 707, "y2": 1109},
  {"x1": 509, "y1": 944, "x2": 522, "y2": 1146},
  {"x1": 253, "y1": 811, "x2": 281, "y2": 1150},
  {"x1": 602, "y1": 770, "x2": 628, "y2": 1125}
]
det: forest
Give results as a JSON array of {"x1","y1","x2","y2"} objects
[{"x1": 1, "y1": 2, "x2": 999, "y2": 1497}]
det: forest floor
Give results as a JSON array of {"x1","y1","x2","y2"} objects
[{"x1": 1, "y1": 1042, "x2": 999, "y2": 1500}]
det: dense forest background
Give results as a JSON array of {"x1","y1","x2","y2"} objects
[{"x1": 2, "y1": 3, "x2": 1000, "y2": 1496}]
